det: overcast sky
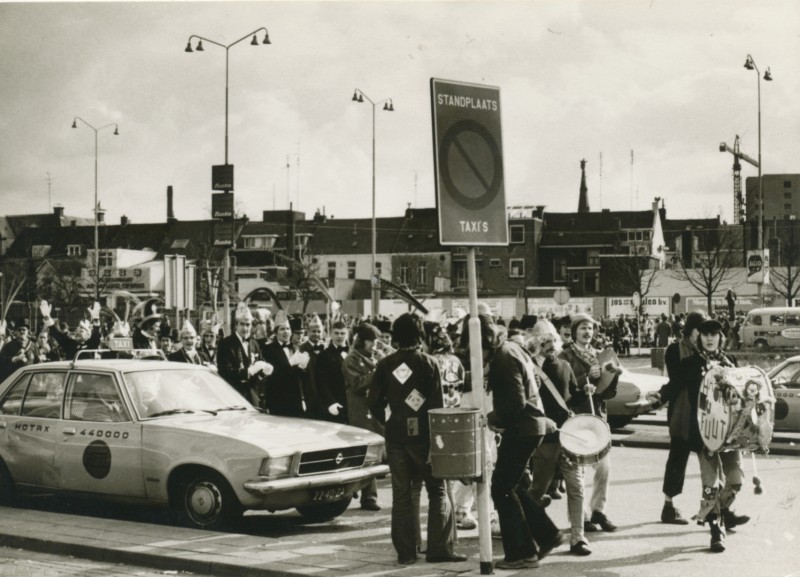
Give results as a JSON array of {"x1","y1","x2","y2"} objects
[{"x1": 1, "y1": 0, "x2": 799, "y2": 228}]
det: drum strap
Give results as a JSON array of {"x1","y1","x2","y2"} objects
[{"x1": 532, "y1": 362, "x2": 570, "y2": 415}]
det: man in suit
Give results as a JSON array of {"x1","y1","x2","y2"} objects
[
  {"x1": 217, "y1": 305, "x2": 271, "y2": 403},
  {"x1": 300, "y1": 314, "x2": 326, "y2": 418},
  {"x1": 132, "y1": 299, "x2": 162, "y2": 352},
  {"x1": 0, "y1": 319, "x2": 33, "y2": 382},
  {"x1": 314, "y1": 320, "x2": 350, "y2": 423},
  {"x1": 260, "y1": 312, "x2": 310, "y2": 417},
  {"x1": 168, "y1": 321, "x2": 208, "y2": 365}
]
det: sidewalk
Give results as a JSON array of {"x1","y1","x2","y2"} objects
[{"x1": 0, "y1": 446, "x2": 798, "y2": 577}]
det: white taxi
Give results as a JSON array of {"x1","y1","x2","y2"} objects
[
  {"x1": 768, "y1": 354, "x2": 800, "y2": 432},
  {"x1": 0, "y1": 357, "x2": 387, "y2": 529}
]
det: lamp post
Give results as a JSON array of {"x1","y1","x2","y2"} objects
[
  {"x1": 352, "y1": 89, "x2": 394, "y2": 320},
  {"x1": 186, "y1": 27, "x2": 270, "y2": 336},
  {"x1": 744, "y1": 54, "x2": 772, "y2": 303},
  {"x1": 71, "y1": 117, "x2": 119, "y2": 302}
]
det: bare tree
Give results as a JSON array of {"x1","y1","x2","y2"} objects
[
  {"x1": 673, "y1": 226, "x2": 742, "y2": 314},
  {"x1": 275, "y1": 250, "x2": 329, "y2": 314},
  {"x1": 769, "y1": 219, "x2": 800, "y2": 307}
]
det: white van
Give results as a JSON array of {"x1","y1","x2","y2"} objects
[{"x1": 740, "y1": 307, "x2": 800, "y2": 351}]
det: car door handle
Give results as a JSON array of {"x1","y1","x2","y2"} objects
[{"x1": 63, "y1": 428, "x2": 77, "y2": 436}]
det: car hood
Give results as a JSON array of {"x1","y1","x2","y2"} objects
[
  {"x1": 143, "y1": 411, "x2": 382, "y2": 453},
  {"x1": 618, "y1": 369, "x2": 667, "y2": 391}
]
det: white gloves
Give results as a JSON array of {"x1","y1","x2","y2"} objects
[
  {"x1": 248, "y1": 361, "x2": 274, "y2": 377},
  {"x1": 88, "y1": 302, "x2": 101, "y2": 321},
  {"x1": 328, "y1": 403, "x2": 344, "y2": 416},
  {"x1": 39, "y1": 300, "x2": 52, "y2": 319},
  {"x1": 289, "y1": 351, "x2": 310, "y2": 369}
]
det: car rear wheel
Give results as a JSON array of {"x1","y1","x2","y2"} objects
[
  {"x1": 176, "y1": 471, "x2": 243, "y2": 530},
  {"x1": 296, "y1": 497, "x2": 351, "y2": 523},
  {"x1": 754, "y1": 339, "x2": 769, "y2": 352}
]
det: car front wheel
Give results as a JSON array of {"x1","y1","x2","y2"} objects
[
  {"x1": 296, "y1": 497, "x2": 351, "y2": 523},
  {"x1": 177, "y1": 472, "x2": 243, "y2": 530}
]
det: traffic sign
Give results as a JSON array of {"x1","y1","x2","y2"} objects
[
  {"x1": 746, "y1": 249, "x2": 770, "y2": 284},
  {"x1": 431, "y1": 78, "x2": 508, "y2": 246},
  {"x1": 553, "y1": 287, "x2": 570, "y2": 306}
]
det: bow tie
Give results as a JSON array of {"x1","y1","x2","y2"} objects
[
  {"x1": 336, "y1": 346, "x2": 348, "y2": 354},
  {"x1": 281, "y1": 343, "x2": 293, "y2": 351}
]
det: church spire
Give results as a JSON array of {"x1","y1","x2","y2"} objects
[{"x1": 578, "y1": 159, "x2": 590, "y2": 213}]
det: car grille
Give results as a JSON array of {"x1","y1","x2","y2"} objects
[{"x1": 298, "y1": 445, "x2": 367, "y2": 475}]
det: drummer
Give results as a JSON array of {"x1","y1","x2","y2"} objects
[
  {"x1": 559, "y1": 313, "x2": 619, "y2": 534},
  {"x1": 677, "y1": 319, "x2": 747, "y2": 552}
]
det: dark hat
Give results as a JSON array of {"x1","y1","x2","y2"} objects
[
  {"x1": 12, "y1": 319, "x2": 29, "y2": 330},
  {"x1": 684, "y1": 311, "x2": 707, "y2": 335},
  {"x1": 376, "y1": 319, "x2": 392, "y2": 335},
  {"x1": 519, "y1": 314, "x2": 538, "y2": 331},
  {"x1": 141, "y1": 298, "x2": 162, "y2": 324},
  {"x1": 355, "y1": 323, "x2": 381, "y2": 342},
  {"x1": 289, "y1": 315, "x2": 305, "y2": 333},
  {"x1": 698, "y1": 319, "x2": 723, "y2": 334}
]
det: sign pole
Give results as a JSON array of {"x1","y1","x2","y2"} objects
[{"x1": 467, "y1": 247, "x2": 493, "y2": 574}]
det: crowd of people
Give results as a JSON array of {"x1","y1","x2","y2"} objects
[{"x1": 0, "y1": 297, "x2": 753, "y2": 566}]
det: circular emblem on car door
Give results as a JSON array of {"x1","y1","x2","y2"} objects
[{"x1": 83, "y1": 440, "x2": 112, "y2": 479}]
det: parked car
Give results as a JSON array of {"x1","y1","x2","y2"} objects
[
  {"x1": 605, "y1": 368, "x2": 666, "y2": 429},
  {"x1": 0, "y1": 358, "x2": 388, "y2": 529},
  {"x1": 767, "y1": 354, "x2": 800, "y2": 432},
  {"x1": 740, "y1": 307, "x2": 800, "y2": 352}
]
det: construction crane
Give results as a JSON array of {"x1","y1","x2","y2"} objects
[{"x1": 719, "y1": 135, "x2": 759, "y2": 224}]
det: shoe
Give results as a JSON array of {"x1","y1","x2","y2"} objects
[
  {"x1": 360, "y1": 501, "x2": 381, "y2": 511},
  {"x1": 721, "y1": 508, "x2": 750, "y2": 530},
  {"x1": 548, "y1": 489, "x2": 562, "y2": 500},
  {"x1": 456, "y1": 509, "x2": 478, "y2": 530},
  {"x1": 532, "y1": 493, "x2": 552, "y2": 508},
  {"x1": 569, "y1": 541, "x2": 592, "y2": 556},
  {"x1": 583, "y1": 520, "x2": 599, "y2": 532},
  {"x1": 590, "y1": 511, "x2": 617, "y2": 532},
  {"x1": 661, "y1": 503, "x2": 690, "y2": 525},
  {"x1": 538, "y1": 532, "x2": 564, "y2": 559},
  {"x1": 495, "y1": 557, "x2": 539, "y2": 570},
  {"x1": 491, "y1": 516, "x2": 502, "y2": 540},
  {"x1": 709, "y1": 515, "x2": 726, "y2": 552},
  {"x1": 426, "y1": 553, "x2": 468, "y2": 563},
  {"x1": 398, "y1": 557, "x2": 417, "y2": 565}
]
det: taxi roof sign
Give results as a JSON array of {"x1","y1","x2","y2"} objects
[{"x1": 431, "y1": 78, "x2": 509, "y2": 246}]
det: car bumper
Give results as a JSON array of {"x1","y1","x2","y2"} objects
[{"x1": 243, "y1": 464, "x2": 390, "y2": 495}]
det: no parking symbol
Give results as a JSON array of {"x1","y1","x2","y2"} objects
[{"x1": 431, "y1": 79, "x2": 509, "y2": 246}]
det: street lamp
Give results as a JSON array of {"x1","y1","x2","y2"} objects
[
  {"x1": 744, "y1": 54, "x2": 772, "y2": 303},
  {"x1": 71, "y1": 117, "x2": 119, "y2": 302},
  {"x1": 352, "y1": 89, "x2": 394, "y2": 319},
  {"x1": 185, "y1": 27, "x2": 270, "y2": 335}
]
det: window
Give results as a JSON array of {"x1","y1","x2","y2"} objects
[
  {"x1": 587, "y1": 249, "x2": 600, "y2": 267},
  {"x1": 510, "y1": 225, "x2": 525, "y2": 244},
  {"x1": 21, "y1": 373, "x2": 66, "y2": 418},
  {"x1": 347, "y1": 261, "x2": 356, "y2": 280},
  {"x1": 400, "y1": 263, "x2": 409, "y2": 285},
  {"x1": 454, "y1": 262, "x2": 467, "y2": 289},
  {"x1": 554, "y1": 256, "x2": 567, "y2": 282},
  {"x1": 584, "y1": 272, "x2": 599, "y2": 293},
  {"x1": 417, "y1": 262, "x2": 427, "y2": 286},
  {"x1": 489, "y1": 259, "x2": 501, "y2": 268},
  {"x1": 785, "y1": 204, "x2": 792, "y2": 211},
  {"x1": 375, "y1": 262, "x2": 383, "y2": 279},
  {"x1": 170, "y1": 239, "x2": 189, "y2": 249},
  {"x1": 785, "y1": 181, "x2": 792, "y2": 188},
  {"x1": 572, "y1": 272, "x2": 580, "y2": 284},
  {"x1": 0, "y1": 376, "x2": 30, "y2": 415},
  {"x1": 98, "y1": 250, "x2": 113, "y2": 268},
  {"x1": 509, "y1": 259, "x2": 525, "y2": 278},
  {"x1": 66, "y1": 373, "x2": 129, "y2": 422},
  {"x1": 327, "y1": 262, "x2": 336, "y2": 279},
  {"x1": 67, "y1": 244, "x2": 82, "y2": 257},
  {"x1": 785, "y1": 192, "x2": 793, "y2": 199}
]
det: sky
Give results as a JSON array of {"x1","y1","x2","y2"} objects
[{"x1": 1, "y1": 0, "x2": 799, "y2": 228}]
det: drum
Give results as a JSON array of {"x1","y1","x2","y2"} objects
[
  {"x1": 698, "y1": 365, "x2": 775, "y2": 453},
  {"x1": 559, "y1": 414, "x2": 612, "y2": 465}
]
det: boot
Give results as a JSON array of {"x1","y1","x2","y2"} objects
[
  {"x1": 709, "y1": 514, "x2": 725, "y2": 553},
  {"x1": 722, "y1": 508, "x2": 750, "y2": 530}
]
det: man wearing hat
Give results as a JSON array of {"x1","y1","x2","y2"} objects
[
  {"x1": 168, "y1": 320, "x2": 206, "y2": 365},
  {"x1": 343, "y1": 322, "x2": 384, "y2": 511},
  {"x1": 301, "y1": 314, "x2": 326, "y2": 356},
  {"x1": 260, "y1": 312, "x2": 310, "y2": 418},
  {"x1": 217, "y1": 305, "x2": 271, "y2": 402},
  {"x1": 314, "y1": 320, "x2": 350, "y2": 424},
  {"x1": 559, "y1": 312, "x2": 619, "y2": 534},
  {"x1": 40, "y1": 300, "x2": 102, "y2": 361},
  {"x1": 133, "y1": 299, "x2": 163, "y2": 351},
  {"x1": 0, "y1": 318, "x2": 33, "y2": 382}
]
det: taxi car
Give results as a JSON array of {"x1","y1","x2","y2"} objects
[
  {"x1": 605, "y1": 368, "x2": 666, "y2": 429},
  {"x1": 0, "y1": 356, "x2": 388, "y2": 529},
  {"x1": 767, "y1": 354, "x2": 800, "y2": 432}
]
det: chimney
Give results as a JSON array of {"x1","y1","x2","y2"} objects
[
  {"x1": 53, "y1": 205, "x2": 65, "y2": 219},
  {"x1": 167, "y1": 186, "x2": 177, "y2": 224},
  {"x1": 97, "y1": 206, "x2": 106, "y2": 224},
  {"x1": 120, "y1": 215, "x2": 129, "y2": 226},
  {"x1": 578, "y1": 159, "x2": 590, "y2": 213},
  {"x1": 70, "y1": 220, "x2": 77, "y2": 228}
]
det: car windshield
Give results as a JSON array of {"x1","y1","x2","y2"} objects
[{"x1": 122, "y1": 368, "x2": 253, "y2": 419}]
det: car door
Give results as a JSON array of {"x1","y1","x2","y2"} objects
[
  {"x1": 55, "y1": 371, "x2": 145, "y2": 497},
  {"x1": 772, "y1": 362, "x2": 800, "y2": 433},
  {"x1": 0, "y1": 371, "x2": 66, "y2": 489}
]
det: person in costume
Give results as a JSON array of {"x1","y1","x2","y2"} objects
[
  {"x1": 168, "y1": 320, "x2": 206, "y2": 365},
  {"x1": 260, "y1": 312, "x2": 310, "y2": 417},
  {"x1": 0, "y1": 319, "x2": 33, "y2": 381},
  {"x1": 132, "y1": 299, "x2": 163, "y2": 352},
  {"x1": 314, "y1": 320, "x2": 350, "y2": 424},
  {"x1": 40, "y1": 300, "x2": 102, "y2": 361},
  {"x1": 216, "y1": 304, "x2": 272, "y2": 403}
]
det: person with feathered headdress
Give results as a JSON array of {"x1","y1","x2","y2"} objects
[{"x1": 39, "y1": 300, "x2": 102, "y2": 361}]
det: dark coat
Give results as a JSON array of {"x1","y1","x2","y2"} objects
[
  {"x1": 314, "y1": 343, "x2": 350, "y2": 423},
  {"x1": 50, "y1": 324, "x2": 102, "y2": 361},
  {"x1": 559, "y1": 346, "x2": 618, "y2": 419},
  {"x1": 216, "y1": 334, "x2": 264, "y2": 400},
  {"x1": 0, "y1": 339, "x2": 32, "y2": 382},
  {"x1": 260, "y1": 339, "x2": 306, "y2": 418},
  {"x1": 167, "y1": 348, "x2": 207, "y2": 365}
]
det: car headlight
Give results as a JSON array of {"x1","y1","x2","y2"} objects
[
  {"x1": 364, "y1": 442, "x2": 385, "y2": 465},
  {"x1": 259, "y1": 456, "x2": 293, "y2": 478}
]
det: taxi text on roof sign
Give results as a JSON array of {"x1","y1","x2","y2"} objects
[{"x1": 431, "y1": 78, "x2": 509, "y2": 246}]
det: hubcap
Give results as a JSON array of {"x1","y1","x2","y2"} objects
[{"x1": 188, "y1": 480, "x2": 222, "y2": 524}]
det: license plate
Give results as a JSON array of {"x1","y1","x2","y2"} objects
[{"x1": 312, "y1": 486, "x2": 347, "y2": 502}]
